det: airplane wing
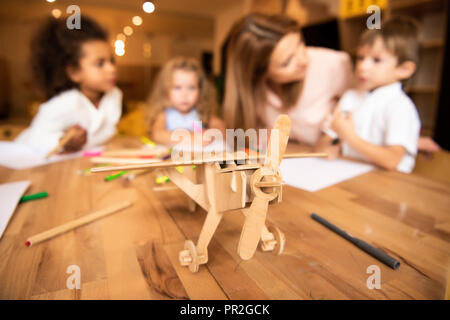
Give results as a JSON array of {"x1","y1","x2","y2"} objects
[{"x1": 90, "y1": 152, "x2": 327, "y2": 173}]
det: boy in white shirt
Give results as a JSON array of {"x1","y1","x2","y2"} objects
[{"x1": 320, "y1": 17, "x2": 421, "y2": 173}]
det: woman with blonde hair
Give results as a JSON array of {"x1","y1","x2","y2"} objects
[
  {"x1": 148, "y1": 57, "x2": 225, "y2": 146},
  {"x1": 223, "y1": 13, "x2": 353, "y2": 148}
]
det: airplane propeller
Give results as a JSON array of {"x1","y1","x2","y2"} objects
[{"x1": 237, "y1": 115, "x2": 291, "y2": 260}]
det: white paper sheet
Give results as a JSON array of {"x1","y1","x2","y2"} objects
[
  {"x1": 0, "y1": 141, "x2": 99, "y2": 170},
  {"x1": 0, "y1": 180, "x2": 30, "y2": 238},
  {"x1": 280, "y1": 158, "x2": 374, "y2": 192}
]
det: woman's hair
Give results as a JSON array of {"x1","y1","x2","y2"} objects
[
  {"x1": 31, "y1": 16, "x2": 108, "y2": 100},
  {"x1": 147, "y1": 56, "x2": 218, "y2": 132},
  {"x1": 223, "y1": 13, "x2": 301, "y2": 130}
]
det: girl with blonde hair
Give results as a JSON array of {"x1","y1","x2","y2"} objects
[{"x1": 148, "y1": 57, "x2": 225, "y2": 146}]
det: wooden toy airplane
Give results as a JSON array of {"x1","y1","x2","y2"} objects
[{"x1": 92, "y1": 115, "x2": 327, "y2": 272}]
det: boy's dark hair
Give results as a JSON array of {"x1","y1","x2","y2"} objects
[
  {"x1": 359, "y1": 16, "x2": 420, "y2": 66},
  {"x1": 31, "y1": 16, "x2": 108, "y2": 100}
]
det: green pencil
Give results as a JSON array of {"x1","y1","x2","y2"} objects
[
  {"x1": 105, "y1": 171, "x2": 129, "y2": 182},
  {"x1": 19, "y1": 192, "x2": 49, "y2": 203}
]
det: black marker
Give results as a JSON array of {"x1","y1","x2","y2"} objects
[{"x1": 311, "y1": 213, "x2": 400, "y2": 270}]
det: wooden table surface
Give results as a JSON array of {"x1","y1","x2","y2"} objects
[{"x1": 0, "y1": 138, "x2": 449, "y2": 300}]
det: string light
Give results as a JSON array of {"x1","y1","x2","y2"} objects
[
  {"x1": 124, "y1": 26, "x2": 133, "y2": 36},
  {"x1": 51, "y1": 8, "x2": 61, "y2": 18},
  {"x1": 132, "y1": 16, "x2": 143, "y2": 26},
  {"x1": 115, "y1": 39, "x2": 125, "y2": 49},
  {"x1": 116, "y1": 33, "x2": 126, "y2": 42},
  {"x1": 115, "y1": 47, "x2": 125, "y2": 56},
  {"x1": 114, "y1": 38, "x2": 125, "y2": 57},
  {"x1": 143, "y1": 2, "x2": 155, "y2": 14}
]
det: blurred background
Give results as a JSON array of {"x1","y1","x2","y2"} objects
[{"x1": 0, "y1": 0, "x2": 448, "y2": 150}]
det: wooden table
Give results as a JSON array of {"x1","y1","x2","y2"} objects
[{"x1": 0, "y1": 138, "x2": 449, "y2": 300}]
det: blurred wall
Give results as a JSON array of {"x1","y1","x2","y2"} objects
[
  {"x1": 213, "y1": 0, "x2": 252, "y2": 74},
  {"x1": 0, "y1": 0, "x2": 214, "y2": 117},
  {"x1": 0, "y1": 0, "x2": 364, "y2": 118}
]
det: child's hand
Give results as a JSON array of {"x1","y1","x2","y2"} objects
[
  {"x1": 418, "y1": 136, "x2": 441, "y2": 160},
  {"x1": 62, "y1": 125, "x2": 87, "y2": 152},
  {"x1": 330, "y1": 108, "x2": 356, "y2": 142},
  {"x1": 325, "y1": 143, "x2": 341, "y2": 160},
  {"x1": 315, "y1": 144, "x2": 341, "y2": 160},
  {"x1": 314, "y1": 134, "x2": 341, "y2": 160},
  {"x1": 418, "y1": 136, "x2": 441, "y2": 153}
]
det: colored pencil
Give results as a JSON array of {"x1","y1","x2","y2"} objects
[{"x1": 25, "y1": 201, "x2": 133, "y2": 247}]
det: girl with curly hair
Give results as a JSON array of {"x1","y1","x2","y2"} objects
[{"x1": 16, "y1": 15, "x2": 121, "y2": 154}]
